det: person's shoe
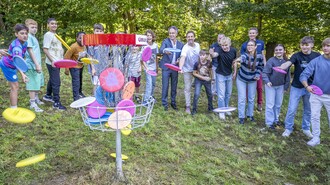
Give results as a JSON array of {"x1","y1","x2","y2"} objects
[
  {"x1": 164, "y1": 106, "x2": 168, "y2": 111},
  {"x1": 303, "y1": 129, "x2": 313, "y2": 138},
  {"x1": 185, "y1": 106, "x2": 191, "y2": 114},
  {"x1": 267, "y1": 124, "x2": 275, "y2": 130},
  {"x1": 247, "y1": 116, "x2": 255, "y2": 122},
  {"x1": 30, "y1": 104, "x2": 44, "y2": 113},
  {"x1": 79, "y1": 93, "x2": 86, "y2": 98},
  {"x1": 191, "y1": 109, "x2": 197, "y2": 116},
  {"x1": 239, "y1": 118, "x2": 245, "y2": 124},
  {"x1": 307, "y1": 137, "x2": 320, "y2": 147},
  {"x1": 226, "y1": 111, "x2": 232, "y2": 116},
  {"x1": 53, "y1": 102, "x2": 67, "y2": 111},
  {"x1": 257, "y1": 104, "x2": 262, "y2": 111},
  {"x1": 35, "y1": 98, "x2": 45, "y2": 105},
  {"x1": 43, "y1": 95, "x2": 54, "y2": 103},
  {"x1": 219, "y1": 113, "x2": 225, "y2": 120},
  {"x1": 171, "y1": 103, "x2": 178, "y2": 110},
  {"x1": 282, "y1": 129, "x2": 292, "y2": 137}
]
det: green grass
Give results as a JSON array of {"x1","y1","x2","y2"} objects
[{"x1": 1, "y1": 66, "x2": 330, "y2": 185}]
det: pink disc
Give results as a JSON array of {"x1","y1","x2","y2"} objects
[
  {"x1": 272, "y1": 67, "x2": 287, "y2": 74},
  {"x1": 54, "y1": 59, "x2": 78, "y2": 68},
  {"x1": 115, "y1": 99, "x2": 135, "y2": 116},
  {"x1": 86, "y1": 100, "x2": 107, "y2": 118},
  {"x1": 142, "y1": 47, "x2": 152, "y2": 62},
  {"x1": 164, "y1": 63, "x2": 181, "y2": 72},
  {"x1": 310, "y1": 85, "x2": 323, "y2": 96},
  {"x1": 147, "y1": 70, "x2": 157, "y2": 76},
  {"x1": 99, "y1": 68, "x2": 125, "y2": 92}
]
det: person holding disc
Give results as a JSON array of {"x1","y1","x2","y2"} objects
[
  {"x1": 24, "y1": 19, "x2": 45, "y2": 112},
  {"x1": 141, "y1": 29, "x2": 158, "y2": 103},
  {"x1": 42, "y1": 18, "x2": 66, "y2": 110},
  {"x1": 159, "y1": 26, "x2": 184, "y2": 111},
  {"x1": 262, "y1": 44, "x2": 290, "y2": 129},
  {"x1": 0, "y1": 24, "x2": 29, "y2": 109},
  {"x1": 64, "y1": 32, "x2": 86, "y2": 101},
  {"x1": 179, "y1": 31, "x2": 201, "y2": 114},
  {"x1": 191, "y1": 50, "x2": 213, "y2": 115},
  {"x1": 280, "y1": 36, "x2": 320, "y2": 138},
  {"x1": 299, "y1": 38, "x2": 330, "y2": 146},
  {"x1": 126, "y1": 46, "x2": 142, "y2": 102}
]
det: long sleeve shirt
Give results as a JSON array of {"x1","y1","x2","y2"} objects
[{"x1": 262, "y1": 56, "x2": 290, "y2": 90}]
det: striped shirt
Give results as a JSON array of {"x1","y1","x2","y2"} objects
[
  {"x1": 2, "y1": 39, "x2": 27, "y2": 69},
  {"x1": 238, "y1": 52, "x2": 264, "y2": 83}
]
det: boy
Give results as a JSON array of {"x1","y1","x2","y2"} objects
[
  {"x1": 300, "y1": 37, "x2": 330, "y2": 146},
  {"x1": 64, "y1": 32, "x2": 86, "y2": 101},
  {"x1": 280, "y1": 36, "x2": 321, "y2": 137},
  {"x1": 191, "y1": 50, "x2": 213, "y2": 115},
  {"x1": 25, "y1": 19, "x2": 45, "y2": 112},
  {"x1": 43, "y1": 18, "x2": 66, "y2": 110},
  {"x1": 0, "y1": 24, "x2": 29, "y2": 108},
  {"x1": 126, "y1": 46, "x2": 142, "y2": 101}
]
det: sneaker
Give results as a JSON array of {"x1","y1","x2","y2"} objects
[
  {"x1": 239, "y1": 118, "x2": 245, "y2": 124},
  {"x1": 79, "y1": 93, "x2": 86, "y2": 98},
  {"x1": 35, "y1": 98, "x2": 45, "y2": 105},
  {"x1": 191, "y1": 109, "x2": 197, "y2": 116},
  {"x1": 30, "y1": 104, "x2": 44, "y2": 113},
  {"x1": 282, "y1": 129, "x2": 292, "y2": 137},
  {"x1": 307, "y1": 137, "x2": 320, "y2": 147},
  {"x1": 219, "y1": 113, "x2": 225, "y2": 120},
  {"x1": 171, "y1": 103, "x2": 178, "y2": 110},
  {"x1": 257, "y1": 104, "x2": 262, "y2": 111},
  {"x1": 43, "y1": 95, "x2": 54, "y2": 103},
  {"x1": 267, "y1": 124, "x2": 275, "y2": 130},
  {"x1": 185, "y1": 106, "x2": 191, "y2": 114},
  {"x1": 226, "y1": 111, "x2": 232, "y2": 116},
  {"x1": 303, "y1": 130, "x2": 313, "y2": 138},
  {"x1": 53, "y1": 102, "x2": 67, "y2": 110},
  {"x1": 247, "y1": 116, "x2": 255, "y2": 122}
]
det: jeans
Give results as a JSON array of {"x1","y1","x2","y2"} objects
[
  {"x1": 264, "y1": 85, "x2": 284, "y2": 126},
  {"x1": 46, "y1": 64, "x2": 61, "y2": 102},
  {"x1": 211, "y1": 66, "x2": 217, "y2": 95},
  {"x1": 79, "y1": 66, "x2": 84, "y2": 94},
  {"x1": 183, "y1": 72, "x2": 194, "y2": 107},
  {"x1": 161, "y1": 69, "x2": 178, "y2": 107},
  {"x1": 310, "y1": 94, "x2": 330, "y2": 138},
  {"x1": 237, "y1": 78, "x2": 257, "y2": 118},
  {"x1": 284, "y1": 86, "x2": 311, "y2": 131},
  {"x1": 216, "y1": 73, "x2": 233, "y2": 108},
  {"x1": 257, "y1": 75, "x2": 263, "y2": 105},
  {"x1": 69, "y1": 68, "x2": 81, "y2": 101},
  {"x1": 144, "y1": 70, "x2": 156, "y2": 102},
  {"x1": 192, "y1": 78, "x2": 213, "y2": 111}
]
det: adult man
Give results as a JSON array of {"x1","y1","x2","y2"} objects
[
  {"x1": 159, "y1": 26, "x2": 184, "y2": 111},
  {"x1": 179, "y1": 31, "x2": 201, "y2": 114}
]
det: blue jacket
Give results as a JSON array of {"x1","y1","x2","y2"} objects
[{"x1": 159, "y1": 38, "x2": 184, "y2": 70}]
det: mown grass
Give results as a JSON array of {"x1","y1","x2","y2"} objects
[{"x1": 0, "y1": 65, "x2": 330, "y2": 185}]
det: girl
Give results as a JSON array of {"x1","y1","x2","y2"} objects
[
  {"x1": 262, "y1": 44, "x2": 290, "y2": 129},
  {"x1": 0, "y1": 24, "x2": 29, "y2": 109},
  {"x1": 191, "y1": 50, "x2": 213, "y2": 115},
  {"x1": 236, "y1": 40, "x2": 264, "y2": 124}
]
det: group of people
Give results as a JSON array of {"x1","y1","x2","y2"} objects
[{"x1": 1, "y1": 19, "x2": 330, "y2": 147}]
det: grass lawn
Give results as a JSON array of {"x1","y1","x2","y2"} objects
[{"x1": 0, "y1": 65, "x2": 330, "y2": 185}]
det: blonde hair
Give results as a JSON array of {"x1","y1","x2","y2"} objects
[
  {"x1": 220, "y1": 37, "x2": 231, "y2": 46},
  {"x1": 322, "y1": 38, "x2": 330, "y2": 47},
  {"x1": 25, "y1": 19, "x2": 37, "y2": 26}
]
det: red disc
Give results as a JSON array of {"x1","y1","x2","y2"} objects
[
  {"x1": 99, "y1": 68, "x2": 125, "y2": 92},
  {"x1": 54, "y1": 59, "x2": 78, "y2": 68}
]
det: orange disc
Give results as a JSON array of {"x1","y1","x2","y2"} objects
[{"x1": 122, "y1": 81, "x2": 135, "y2": 100}]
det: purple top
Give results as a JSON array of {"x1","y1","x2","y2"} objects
[{"x1": 2, "y1": 39, "x2": 28, "y2": 69}]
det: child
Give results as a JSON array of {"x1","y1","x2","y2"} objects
[
  {"x1": 25, "y1": 19, "x2": 45, "y2": 112},
  {"x1": 0, "y1": 24, "x2": 29, "y2": 108},
  {"x1": 262, "y1": 44, "x2": 290, "y2": 129},
  {"x1": 280, "y1": 36, "x2": 321, "y2": 138},
  {"x1": 126, "y1": 46, "x2": 142, "y2": 102},
  {"x1": 236, "y1": 40, "x2": 264, "y2": 124},
  {"x1": 142, "y1": 29, "x2": 158, "y2": 103},
  {"x1": 191, "y1": 50, "x2": 213, "y2": 115},
  {"x1": 43, "y1": 18, "x2": 66, "y2": 110}
]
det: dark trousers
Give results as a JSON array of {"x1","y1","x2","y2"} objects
[
  {"x1": 69, "y1": 68, "x2": 81, "y2": 101},
  {"x1": 79, "y1": 66, "x2": 84, "y2": 94},
  {"x1": 46, "y1": 64, "x2": 61, "y2": 102},
  {"x1": 192, "y1": 78, "x2": 213, "y2": 111},
  {"x1": 161, "y1": 69, "x2": 178, "y2": 107}
]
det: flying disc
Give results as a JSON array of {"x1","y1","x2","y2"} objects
[
  {"x1": 163, "y1": 48, "x2": 181, "y2": 53},
  {"x1": 86, "y1": 100, "x2": 107, "y2": 118},
  {"x1": 116, "y1": 99, "x2": 136, "y2": 116},
  {"x1": 16, "y1": 153, "x2": 46, "y2": 167},
  {"x1": 13, "y1": 55, "x2": 28, "y2": 72},
  {"x1": 272, "y1": 67, "x2": 287, "y2": 74},
  {"x1": 80, "y1": 57, "x2": 99, "y2": 64},
  {"x1": 121, "y1": 124, "x2": 132, "y2": 136},
  {"x1": 213, "y1": 107, "x2": 237, "y2": 113},
  {"x1": 2, "y1": 107, "x2": 36, "y2": 124},
  {"x1": 164, "y1": 63, "x2": 181, "y2": 72},
  {"x1": 95, "y1": 86, "x2": 113, "y2": 105},
  {"x1": 99, "y1": 68, "x2": 125, "y2": 92},
  {"x1": 54, "y1": 59, "x2": 78, "y2": 68},
  {"x1": 85, "y1": 112, "x2": 112, "y2": 125},
  {"x1": 310, "y1": 85, "x2": 323, "y2": 96},
  {"x1": 142, "y1": 47, "x2": 152, "y2": 62},
  {"x1": 147, "y1": 70, "x2": 157, "y2": 76},
  {"x1": 107, "y1": 110, "x2": 132, "y2": 129},
  {"x1": 122, "y1": 81, "x2": 135, "y2": 100},
  {"x1": 110, "y1": 153, "x2": 128, "y2": 160},
  {"x1": 54, "y1": 34, "x2": 71, "y2": 50},
  {"x1": 70, "y1": 97, "x2": 96, "y2": 108}
]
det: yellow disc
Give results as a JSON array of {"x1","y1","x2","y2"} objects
[
  {"x1": 2, "y1": 107, "x2": 36, "y2": 124},
  {"x1": 121, "y1": 124, "x2": 132, "y2": 136},
  {"x1": 80, "y1": 58, "x2": 99, "y2": 64},
  {"x1": 16, "y1": 153, "x2": 46, "y2": 167},
  {"x1": 110, "y1": 153, "x2": 128, "y2": 160}
]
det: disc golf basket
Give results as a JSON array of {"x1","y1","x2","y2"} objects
[{"x1": 72, "y1": 33, "x2": 155, "y2": 182}]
